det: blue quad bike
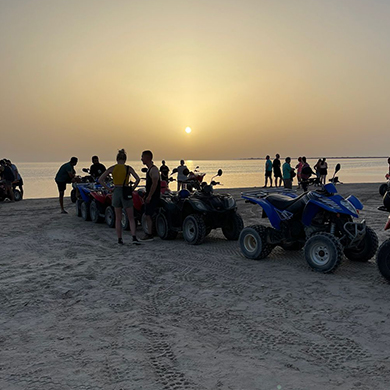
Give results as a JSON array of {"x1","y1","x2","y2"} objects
[{"x1": 239, "y1": 164, "x2": 378, "y2": 273}]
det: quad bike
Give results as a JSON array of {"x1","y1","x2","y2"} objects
[
  {"x1": 155, "y1": 169, "x2": 244, "y2": 245},
  {"x1": 71, "y1": 168, "x2": 95, "y2": 203},
  {"x1": 376, "y1": 185, "x2": 390, "y2": 281},
  {"x1": 88, "y1": 188, "x2": 116, "y2": 228},
  {"x1": 239, "y1": 164, "x2": 378, "y2": 273}
]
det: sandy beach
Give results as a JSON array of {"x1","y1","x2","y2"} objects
[{"x1": 1, "y1": 183, "x2": 390, "y2": 390}]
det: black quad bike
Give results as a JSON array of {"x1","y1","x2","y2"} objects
[{"x1": 155, "y1": 169, "x2": 244, "y2": 245}]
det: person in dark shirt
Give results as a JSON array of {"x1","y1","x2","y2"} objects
[
  {"x1": 89, "y1": 156, "x2": 106, "y2": 179},
  {"x1": 159, "y1": 160, "x2": 170, "y2": 183},
  {"x1": 273, "y1": 154, "x2": 282, "y2": 187},
  {"x1": 55, "y1": 157, "x2": 78, "y2": 213},
  {"x1": 140, "y1": 150, "x2": 160, "y2": 241}
]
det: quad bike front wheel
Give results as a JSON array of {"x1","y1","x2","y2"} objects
[
  {"x1": 239, "y1": 225, "x2": 274, "y2": 260},
  {"x1": 379, "y1": 183, "x2": 388, "y2": 196},
  {"x1": 75, "y1": 199, "x2": 82, "y2": 217},
  {"x1": 105, "y1": 206, "x2": 115, "y2": 228},
  {"x1": 222, "y1": 212, "x2": 244, "y2": 240},
  {"x1": 70, "y1": 189, "x2": 77, "y2": 203},
  {"x1": 304, "y1": 232, "x2": 343, "y2": 273},
  {"x1": 90, "y1": 200, "x2": 103, "y2": 223},
  {"x1": 156, "y1": 213, "x2": 177, "y2": 240},
  {"x1": 344, "y1": 226, "x2": 378, "y2": 262},
  {"x1": 182, "y1": 214, "x2": 206, "y2": 245},
  {"x1": 377, "y1": 239, "x2": 390, "y2": 281},
  {"x1": 13, "y1": 189, "x2": 22, "y2": 202}
]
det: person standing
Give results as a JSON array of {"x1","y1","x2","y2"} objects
[
  {"x1": 141, "y1": 150, "x2": 161, "y2": 241},
  {"x1": 99, "y1": 149, "x2": 140, "y2": 245},
  {"x1": 273, "y1": 154, "x2": 282, "y2": 187},
  {"x1": 159, "y1": 160, "x2": 170, "y2": 183},
  {"x1": 55, "y1": 157, "x2": 78, "y2": 213},
  {"x1": 300, "y1": 156, "x2": 312, "y2": 192},
  {"x1": 264, "y1": 155, "x2": 273, "y2": 187},
  {"x1": 176, "y1": 160, "x2": 188, "y2": 191},
  {"x1": 282, "y1": 157, "x2": 293, "y2": 189},
  {"x1": 296, "y1": 157, "x2": 303, "y2": 189},
  {"x1": 89, "y1": 156, "x2": 106, "y2": 180},
  {"x1": 319, "y1": 158, "x2": 328, "y2": 185}
]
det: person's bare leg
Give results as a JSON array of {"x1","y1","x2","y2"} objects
[
  {"x1": 125, "y1": 206, "x2": 137, "y2": 237},
  {"x1": 59, "y1": 191, "x2": 65, "y2": 211},
  {"x1": 115, "y1": 207, "x2": 123, "y2": 241}
]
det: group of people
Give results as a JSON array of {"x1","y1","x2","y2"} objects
[
  {"x1": 55, "y1": 152, "x2": 190, "y2": 245},
  {"x1": 0, "y1": 159, "x2": 23, "y2": 201},
  {"x1": 264, "y1": 154, "x2": 328, "y2": 191}
]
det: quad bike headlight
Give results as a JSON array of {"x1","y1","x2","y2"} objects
[
  {"x1": 191, "y1": 200, "x2": 208, "y2": 211},
  {"x1": 225, "y1": 196, "x2": 236, "y2": 209},
  {"x1": 340, "y1": 199, "x2": 357, "y2": 214}
]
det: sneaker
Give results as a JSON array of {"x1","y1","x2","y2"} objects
[
  {"x1": 118, "y1": 238, "x2": 124, "y2": 245},
  {"x1": 139, "y1": 234, "x2": 154, "y2": 242},
  {"x1": 132, "y1": 237, "x2": 142, "y2": 245},
  {"x1": 61, "y1": 210, "x2": 68, "y2": 214}
]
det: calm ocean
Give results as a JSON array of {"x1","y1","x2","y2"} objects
[{"x1": 14, "y1": 158, "x2": 389, "y2": 199}]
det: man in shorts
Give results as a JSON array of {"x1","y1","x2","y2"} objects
[
  {"x1": 140, "y1": 150, "x2": 160, "y2": 241},
  {"x1": 55, "y1": 157, "x2": 78, "y2": 213}
]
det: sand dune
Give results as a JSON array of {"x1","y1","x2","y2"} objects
[{"x1": 1, "y1": 183, "x2": 390, "y2": 390}]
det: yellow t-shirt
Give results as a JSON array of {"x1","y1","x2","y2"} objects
[{"x1": 112, "y1": 164, "x2": 130, "y2": 185}]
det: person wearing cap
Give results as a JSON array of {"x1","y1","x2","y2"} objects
[
  {"x1": 55, "y1": 157, "x2": 78, "y2": 214},
  {"x1": 89, "y1": 156, "x2": 106, "y2": 180}
]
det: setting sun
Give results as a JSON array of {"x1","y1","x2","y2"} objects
[{"x1": 185, "y1": 127, "x2": 192, "y2": 134}]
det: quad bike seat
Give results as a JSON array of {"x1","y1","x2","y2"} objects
[{"x1": 265, "y1": 192, "x2": 308, "y2": 213}]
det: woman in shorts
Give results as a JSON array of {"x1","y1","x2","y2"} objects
[{"x1": 99, "y1": 149, "x2": 140, "y2": 245}]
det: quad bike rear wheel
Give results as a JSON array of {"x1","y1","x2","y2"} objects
[
  {"x1": 156, "y1": 213, "x2": 177, "y2": 240},
  {"x1": 304, "y1": 232, "x2": 343, "y2": 273},
  {"x1": 121, "y1": 210, "x2": 130, "y2": 230},
  {"x1": 377, "y1": 239, "x2": 390, "y2": 281},
  {"x1": 344, "y1": 226, "x2": 378, "y2": 262},
  {"x1": 239, "y1": 225, "x2": 274, "y2": 260},
  {"x1": 90, "y1": 200, "x2": 103, "y2": 223}
]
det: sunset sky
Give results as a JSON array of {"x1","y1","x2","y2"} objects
[{"x1": 1, "y1": 0, "x2": 389, "y2": 162}]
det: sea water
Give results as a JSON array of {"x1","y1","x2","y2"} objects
[{"x1": 13, "y1": 158, "x2": 389, "y2": 199}]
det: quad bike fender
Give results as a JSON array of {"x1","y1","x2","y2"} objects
[
  {"x1": 302, "y1": 199, "x2": 358, "y2": 226},
  {"x1": 346, "y1": 195, "x2": 363, "y2": 211},
  {"x1": 242, "y1": 196, "x2": 282, "y2": 230}
]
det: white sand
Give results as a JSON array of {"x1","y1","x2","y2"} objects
[{"x1": 1, "y1": 183, "x2": 390, "y2": 390}]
